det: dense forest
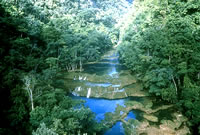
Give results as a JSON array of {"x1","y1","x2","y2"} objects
[
  {"x1": 0, "y1": 0, "x2": 129, "y2": 134},
  {"x1": 118, "y1": 0, "x2": 200, "y2": 134},
  {"x1": 0, "y1": 0, "x2": 200, "y2": 134}
]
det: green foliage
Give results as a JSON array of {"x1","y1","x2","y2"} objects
[
  {"x1": 118, "y1": 0, "x2": 200, "y2": 132},
  {"x1": 32, "y1": 123, "x2": 58, "y2": 135},
  {"x1": 30, "y1": 89, "x2": 104, "y2": 134},
  {"x1": 0, "y1": 3, "x2": 37, "y2": 134},
  {"x1": 178, "y1": 77, "x2": 200, "y2": 132},
  {"x1": 119, "y1": 0, "x2": 200, "y2": 98},
  {"x1": 0, "y1": 0, "x2": 130, "y2": 134}
]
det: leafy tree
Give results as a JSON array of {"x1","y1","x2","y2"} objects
[
  {"x1": 30, "y1": 89, "x2": 105, "y2": 134},
  {"x1": 118, "y1": 0, "x2": 200, "y2": 133},
  {"x1": 32, "y1": 123, "x2": 58, "y2": 135},
  {"x1": 0, "y1": 0, "x2": 130, "y2": 134}
]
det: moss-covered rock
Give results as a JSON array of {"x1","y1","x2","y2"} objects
[
  {"x1": 55, "y1": 49, "x2": 190, "y2": 135},
  {"x1": 143, "y1": 114, "x2": 158, "y2": 122}
]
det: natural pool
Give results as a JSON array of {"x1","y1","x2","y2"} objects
[
  {"x1": 71, "y1": 95, "x2": 137, "y2": 134},
  {"x1": 104, "y1": 122, "x2": 124, "y2": 135},
  {"x1": 66, "y1": 50, "x2": 136, "y2": 134},
  {"x1": 59, "y1": 50, "x2": 190, "y2": 135},
  {"x1": 71, "y1": 96, "x2": 126, "y2": 122}
]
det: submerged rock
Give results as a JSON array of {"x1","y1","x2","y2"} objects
[
  {"x1": 135, "y1": 111, "x2": 190, "y2": 135},
  {"x1": 55, "y1": 49, "x2": 191, "y2": 135},
  {"x1": 143, "y1": 114, "x2": 158, "y2": 122}
]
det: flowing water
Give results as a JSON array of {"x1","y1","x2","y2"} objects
[
  {"x1": 57, "y1": 49, "x2": 189, "y2": 134},
  {"x1": 65, "y1": 50, "x2": 143, "y2": 134}
]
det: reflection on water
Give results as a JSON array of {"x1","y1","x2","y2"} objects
[
  {"x1": 104, "y1": 122, "x2": 124, "y2": 135},
  {"x1": 70, "y1": 50, "x2": 136, "y2": 134},
  {"x1": 71, "y1": 95, "x2": 138, "y2": 135},
  {"x1": 125, "y1": 111, "x2": 136, "y2": 121},
  {"x1": 60, "y1": 50, "x2": 180, "y2": 134},
  {"x1": 71, "y1": 95, "x2": 125, "y2": 121}
]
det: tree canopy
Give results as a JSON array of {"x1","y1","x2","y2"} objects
[
  {"x1": 1, "y1": 0, "x2": 200, "y2": 134},
  {"x1": 118, "y1": 0, "x2": 200, "y2": 133},
  {"x1": 0, "y1": 0, "x2": 130, "y2": 134}
]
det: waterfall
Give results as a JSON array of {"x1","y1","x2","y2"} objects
[
  {"x1": 79, "y1": 75, "x2": 83, "y2": 80},
  {"x1": 109, "y1": 66, "x2": 117, "y2": 76},
  {"x1": 87, "y1": 88, "x2": 91, "y2": 98},
  {"x1": 77, "y1": 86, "x2": 81, "y2": 91},
  {"x1": 125, "y1": 92, "x2": 128, "y2": 97}
]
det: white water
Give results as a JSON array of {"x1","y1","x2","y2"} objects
[
  {"x1": 109, "y1": 66, "x2": 117, "y2": 77},
  {"x1": 79, "y1": 76, "x2": 83, "y2": 80},
  {"x1": 112, "y1": 84, "x2": 121, "y2": 87},
  {"x1": 83, "y1": 77, "x2": 87, "y2": 80},
  {"x1": 87, "y1": 88, "x2": 91, "y2": 98},
  {"x1": 125, "y1": 92, "x2": 128, "y2": 97},
  {"x1": 77, "y1": 86, "x2": 81, "y2": 91}
]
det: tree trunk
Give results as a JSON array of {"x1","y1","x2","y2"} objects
[
  {"x1": 172, "y1": 75, "x2": 178, "y2": 95},
  {"x1": 72, "y1": 64, "x2": 75, "y2": 71},
  {"x1": 23, "y1": 76, "x2": 35, "y2": 111},
  {"x1": 29, "y1": 88, "x2": 34, "y2": 111},
  {"x1": 147, "y1": 49, "x2": 150, "y2": 56},
  {"x1": 80, "y1": 58, "x2": 82, "y2": 72},
  {"x1": 168, "y1": 56, "x2": 171, "y2": 64}
]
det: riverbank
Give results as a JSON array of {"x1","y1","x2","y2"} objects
[{"x1": 55, "y1": 49, "x2": 190, "y2": 134}]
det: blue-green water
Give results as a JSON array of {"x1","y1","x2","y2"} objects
[
  {"x1": 70, "y1": 50, "x2": 136, "y2": 134},
  {"x1": 72, "y1": 95, "x2": 126, "y2": 121},
  {"x1": 105, "y1": 122, "x2": 124, "y2": 135},
  {"x1": 72, "y1": 95, "x2": 136, "y2": 134},
  {"x1": 64, "y1": 50, "x2": 186, "y2": 135}
]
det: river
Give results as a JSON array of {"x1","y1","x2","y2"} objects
[
  {"x1": 58, "y1": 49, "x2": 190, "y2": 135},
  {"x1": 72, "y1": 50, "x2": 134, "y2": 134}
]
